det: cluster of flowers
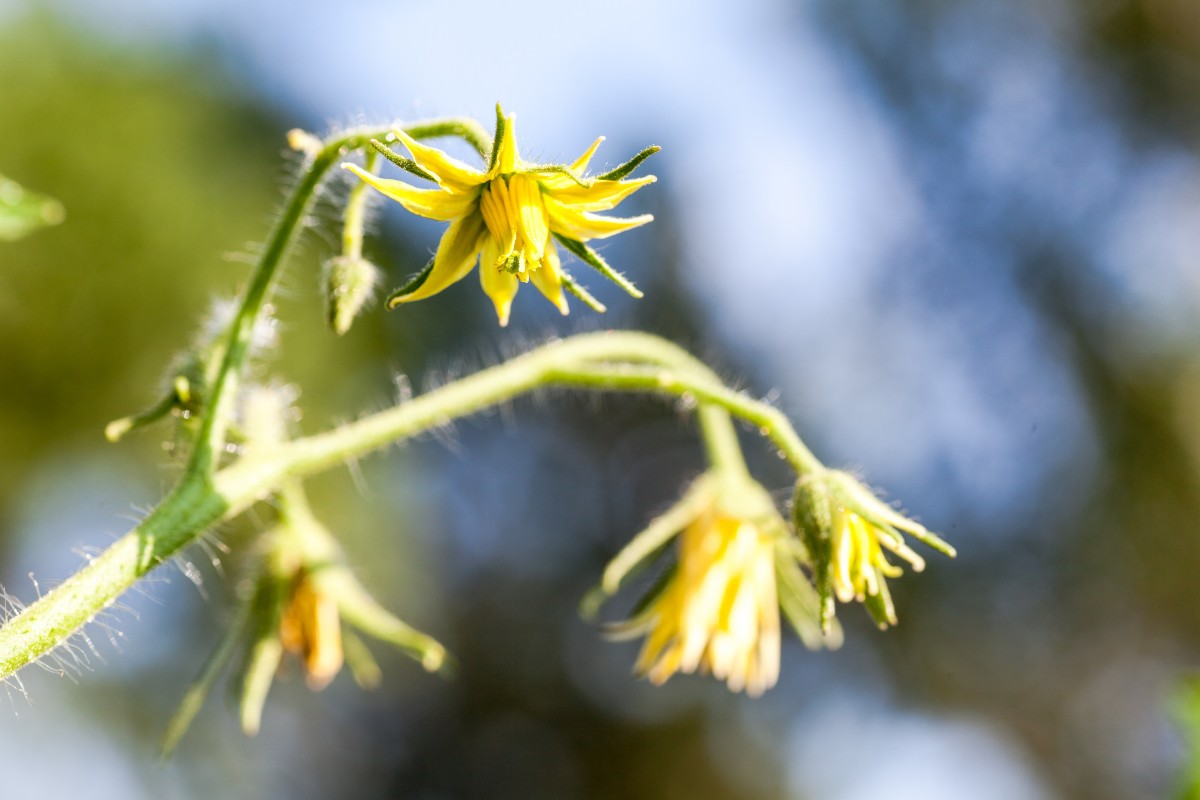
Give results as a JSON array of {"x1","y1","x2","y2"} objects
[{"x1": 331, "y1": 110, "x2": 955, "y2": 696}]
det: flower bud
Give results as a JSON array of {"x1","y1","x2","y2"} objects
[
  {"x1": 793, "y1": 470, "x2": 954, "y2": 630},
  {"x1": 323, "y1": 255, "x2": 380, "y2": 335}
]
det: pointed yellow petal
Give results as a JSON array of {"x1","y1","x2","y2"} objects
[
  {"x1": 546, "y1": 175, "x2": 655, "y2": 212},
  {"x1": 570, "y1": 136, "x2": 605, "y2": 172},
  {"x1": 479, "y1": 241, "x2": 520, "y2": 326},
  {"x1": 344, "y1": 164, "x2": 477, "y2": 221},
  {"x1": 530, "y1": 240, "x2": 569, "y2": 315},
  {"x1": 392, "y1": 212, "x2": 486, "y2": 305},
  {"x1": 544, "y1": 194, "x2": 654, "y2": 241},
  {"x1": 392, "y1": 129, "x2": 485, "y2": 192},
  {"x1": 491, "y1": 113, "x2": 519, "y2": 175}
]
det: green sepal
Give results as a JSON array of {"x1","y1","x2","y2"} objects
[
  {"x1": 775, "y1": 547, "x2": 842, "y2": 651},
  {"x1": 487, "y1": 104, "x2": 507, "y2": 173},
  {"x1": 862, "y1": 576, "x2": 897, "y2": 629},
  {"x1": 626, "y1": 558, "x2": 678, "y2": 620},
  {"x1": 596, "y1": 145, "x2": 660, "y2": 181},
  {"x1": 341, "y1": 628, "x2": 383, "y2": 690},
  {"x1": 600, "y1": 475, "x2": 711, "y2": 595},
  {"x1": 578, "y1": 582, "x2": 609, "y2": 621},
  {"x1": 321, "y1": 565, "x2": 452, "y2": 676},
  {"x1": 560, "y1": 270, "x2": 607, "y2": 314},
  {"x1": 105, "y1": 391, "x2": 177, "y2": 443},
  {"x1": 526, "y1": 164, "x2": 590, "y2": 187},
  {"x1": 554, "y1": 234, "x2": 643, "y2": 299},
  {"x1": 368, "y1": 139, "x2": 437, "y2": 182},
  {"x1": 159, "y1": 596, "x2": 254, "y2": 757},
  {"x1": 235, "y1": 569, "x2": 288, "y2": 736},
  {"x1": 601, "y1": 558, "x2": 679, "y2": 640},
  {"x1": 793, "y1": 474, "x2": 836, "y2": 632},
  {"x1": 834, "y1": 470, "x2": 956, "y2": 557},
  {"x1": 386, "y1": 257, "x2": 436, "y2": 308}
]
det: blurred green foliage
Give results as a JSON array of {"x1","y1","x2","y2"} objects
[
  {"x1": 0, "y1": 17, "x2": 280, "y2": 495},
  {"x1": 1175, "y1": 679, "x2": 1200, "y2": 799},
  {"x1": 0, "y1": 174, "x2": 63, "y2": 241}
]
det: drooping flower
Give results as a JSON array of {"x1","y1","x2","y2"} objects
[
  {"x1": 343, "y1": 107, "x2": 657, "y2": 325},
  {"x1": 279, "y1": 571, "x2": 344, "y2": 690},
  {"x1": 633, "y1": 506, "x2": 781, "y2": 695},
  {"x1": 598, "y1": 474, "x2": 839, "y2": 697},
  {"x1": 794, "y1": 470, "x2": 956, "y2": 629}
]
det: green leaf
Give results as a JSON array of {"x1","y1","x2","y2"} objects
[{"x1": 0, "y1": 174, "x2": 64, "y2": 241}]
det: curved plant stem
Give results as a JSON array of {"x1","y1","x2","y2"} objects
[
  {"x1": 0, "y1": 332, "x2": 822, "y2": 680},
  {"x1": 189, "y1": 117, "x2": 491, "y2": 473}
]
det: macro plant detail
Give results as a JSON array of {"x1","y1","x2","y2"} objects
[
  {"x1": 0, "y1": 106, "x2": 954, "y2": 752},
  {"x1": 345, "y1": 106, "x2": 658, "y2": 326}
]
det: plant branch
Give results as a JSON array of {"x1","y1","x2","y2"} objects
[
  {"x1": 189, "y1": 117, "x2": 490, "y2": 474},
  {"x1": 0, "y1": 332, "x2": 823, "y2": 680}
]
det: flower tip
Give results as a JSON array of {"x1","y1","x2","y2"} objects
[
  {"x1": 421, "y1": 646, "x2": 446, "y2": 673},
  {"x1": 104, "y1": 417, "x2": 132, "y2": 443},
  {"x1": 287, "y1": 128, "x2": 322, "y2": 156}
]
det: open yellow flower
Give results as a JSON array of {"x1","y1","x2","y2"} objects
[{"x1": 344, "y1": 108, "x2": 657, "y2": 325}]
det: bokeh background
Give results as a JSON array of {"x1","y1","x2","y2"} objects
[{"x1": 2, "y1": 0, "x2": 1200, "y2": 797}]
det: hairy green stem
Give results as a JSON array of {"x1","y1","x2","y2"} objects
[
  {"x1": 190, "y1": 117, "x2": 490, "y2": 473},
  {"x1": 0, "y1": 332, "x2": 821, "y2": 679},
  {"x1": 341, "y1": 149, "x2": 377, "y2": 260}
]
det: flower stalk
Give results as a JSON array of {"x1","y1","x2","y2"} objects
[{"x1": 0, "y1": 332, "x2": 828, "y2": 681}]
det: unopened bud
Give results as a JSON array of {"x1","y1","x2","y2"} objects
[{"x1": 324, "y1": 255, "x2": 380, "y2": 335}]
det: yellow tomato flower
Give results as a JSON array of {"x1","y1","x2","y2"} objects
[
  {"x1": 827, "y1": 503, "x2": 925, "y2": 627},
  {"x1": 632, "y1": 507, "x2": 782, "y2": 696},
  {"x1": 344, "y1": 109, "x2": 656, "y2": 325},
  {"x1": 598, "y1": 474, "x2": 838, "y2": 696},
  {"x1": 794, "y1": 470, "x2": 955, "y2": 629},
  {"x1": 279, "y1": 572, "x2": 344, "y2": 691}
]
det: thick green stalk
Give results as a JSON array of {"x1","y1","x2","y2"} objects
[{"x1": 0, "y1": 475, "x2": 225, "y2": 678}]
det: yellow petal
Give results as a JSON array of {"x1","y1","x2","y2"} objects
[
  {"x1": 491, "y1": 113, "x2": 519, "y2": 175},
  {"x1": 393, "y1": 212, "x2": 486, "y2": 304},
  {"x1": 479, "y1": 238, "x2": 519, "y2": 326},
  {"x1": 344, "y1": 164, "x2": 477, "y2": 221},
  {"x1": 571, "y1": 136, "x2": 605, "y2": 172},
  {"x1": 512, "y1": 174, "x2": 549, "y2": 261},
  {"x1": 544, "y1": 194, "x2": 654, "y2": 241},
  {"x1": 392, "y1": 129, "x2": 486, "y2": 192},
  {"x1": 479, "y1": 178, "x2": 519, "y2": 257},
  {"x1": 546, "y1": 175, "x2": 655, "y2": 212},
  {"x1": 530, "y1": 240, "x2": 569, "y2": 315}
]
